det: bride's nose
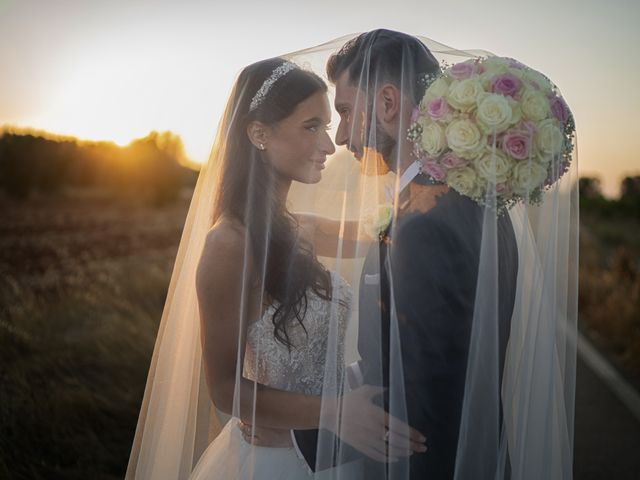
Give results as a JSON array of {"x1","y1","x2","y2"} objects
[{"x1": 320, "y1": 129, "x2": 336, "y2": 155}]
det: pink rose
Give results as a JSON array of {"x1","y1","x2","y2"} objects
[
  {"x1": 440, "y1": 152, "x2": 468, "y2": 169},
  {"x1": 501, "y1": 129, "x2": 532, "y2": 160},
  {"x1": 496, "y1": 182, "x2": 511, "y2": 194},
  {"x1": 491, "y1": 73, "x2": 522, "y2": 97},
  {"x1": 449, "y1": 61, "x2": 480, "y2": 80},
  {"x1": 421, "y1": 159, "x2": 447, "y2": 181},
  {"x1": 427, "y1": 97, "x2": 449, "y2": 120},
  {"x1": 550, "y1": 95, "x2": 570, "y2": 124}
]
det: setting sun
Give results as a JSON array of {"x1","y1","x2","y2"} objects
[{"x1": 27, "y1": 38, "x2": 230, "y2": 164}]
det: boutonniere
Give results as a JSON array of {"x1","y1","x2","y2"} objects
[{"x1": 363, "y1": 203, "x2": 393, "y2": 241}]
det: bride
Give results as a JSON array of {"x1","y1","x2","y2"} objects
[
  {"x1": 191, "y1": 56, "x2": 345, "y2": 479},
  {"x1": 190, "y1": 57, "x2": 377, "y2": 479}
]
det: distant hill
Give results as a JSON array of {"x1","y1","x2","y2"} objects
[{"x1": 0, "y1": 127, "x2": 199, "y2": 204}]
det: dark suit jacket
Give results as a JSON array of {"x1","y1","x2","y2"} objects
[{"x1": 294, "y1": 190, "x2": 518, "y2": 479}]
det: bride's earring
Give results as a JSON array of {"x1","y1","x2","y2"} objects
[{"x1": 259, "y1": 143, "x2": 265, "y2": 151}]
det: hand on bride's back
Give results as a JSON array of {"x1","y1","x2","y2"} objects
[{"x1": 330, "y1": 385, "x2": 427, "y2": 463}]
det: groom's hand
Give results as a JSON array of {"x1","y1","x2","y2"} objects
[
  {"x1": 237, "y1": 421, "x2": 293, "y2": 448},
  {"x1": 332, "y1": 385, "x2": 427, "y2": 463}
]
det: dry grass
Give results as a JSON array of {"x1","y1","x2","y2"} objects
[
  {"x1": 0, "y1": 191, "x2": 190, "y2": 479},
  {"x1": 579, "y1": 212, "x2": 640, "y2": 390}
]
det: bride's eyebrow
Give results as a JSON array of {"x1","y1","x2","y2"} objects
[{"x1": 302, "y1": 117, "x2": 327, "y2": 125}]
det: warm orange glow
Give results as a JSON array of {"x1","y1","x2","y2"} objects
[
  {"x1": 26, "y1": 44, "x2": 228, "y2": 166},
  {"x1": 360, "y1": 147, "x2": 391, "y2": 176}
]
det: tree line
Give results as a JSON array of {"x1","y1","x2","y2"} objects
[
  {"x1": 580, "y1": 176, "x2": 640, "y2": 217},
  {"x1": 0, "y1": 129, "x2": 198, "y2": 204},
  {"x1": 2, "y1": 128, "x2": 637, "y2": 214}
]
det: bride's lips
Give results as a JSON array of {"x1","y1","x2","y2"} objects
[{"x1": 311, "y1": 158, "x2": 326, "y2": 169}]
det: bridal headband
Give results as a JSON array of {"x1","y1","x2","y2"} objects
[{"x1": 249, "y1": 61, "x2": 297, "y2": 112}]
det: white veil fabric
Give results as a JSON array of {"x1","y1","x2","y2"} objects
[{"x1": 126, "y1": 31, "x2": 578, "y2": 480}]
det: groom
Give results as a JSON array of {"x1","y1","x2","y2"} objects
[{"x1": 293, "y1": 29, "x2": 519, "y2": 479}]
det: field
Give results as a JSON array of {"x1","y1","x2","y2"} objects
[
  {"x1": 0, "y1": 190, "x2": 638, "y2": 479},
  {"x1": 0, "y1": 191, "x2": 191, "y2": 479},
  {"x1": 579, "y1": 210, "x2": 640, "y2": 391}
]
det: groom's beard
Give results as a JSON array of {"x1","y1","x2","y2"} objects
[{"x1": 365, "y1": 118, "x2": 398, "y2": 173}]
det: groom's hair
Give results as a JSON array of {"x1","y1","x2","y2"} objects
[{"x1": 326, "y1": 29, "x2": 439, "y2": 105}]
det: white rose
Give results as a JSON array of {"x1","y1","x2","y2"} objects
[
  {"x1": 511, "y1": 161, "x2": 548, "y2": 195},
  {"x1": 506, "y1": 65, "x2": 526, "y2": 80},
  {"x1": 476, "y1": 93, "x2": 519, "y2": 134},
  {"x1": 420, "y1": 122, "x2": 447, "y2": 156},
  {"x1": 479, "y1": 58, "x2": 510, "y2": 85},
  {"x1": 474, "y1": 149, "x2": 514, "y2": 184},
  {"x1": 445, "y1": 118, "x2": 485, "y2": 159},
  {"x1": 446, "y1": 167, "x2": 479, "y2": 197},
  {"x1": 521, "y1": 89, "x2": 550, "y2": 121},
  {"x1": 524, "y1": 69, "x2": 553, "y2": 93},
  {"x1": 482, "y1": 57, "x2": 510, "y2": 73},
  {"x1": 363, "y1": 203, "x2": 393, "y2": 238},
  {"x1": 421, "y1": 76, "x2": 450, "y2": 106},
  {"x1": 447, "y1": 78, "x2": 484, "y2": 112},
  {"x1": 535, "y1": 118, "x2": 565, "y2": 158}
]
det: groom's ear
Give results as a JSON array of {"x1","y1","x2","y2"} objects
[
  {"x1": 376, "y1": 84, "x2": 402, "y2": 124},
  {"x1": 246, "y1": 121, "x2": 269, "y2": 149}
]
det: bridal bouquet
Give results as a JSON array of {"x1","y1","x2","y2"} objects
[{"x1": 408, "y1": 56, "x2": 575, "y2": 211}]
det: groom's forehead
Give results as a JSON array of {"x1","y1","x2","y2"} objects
[{"x1": 334, "y1": 71, "x2": 364, "y2": 109}]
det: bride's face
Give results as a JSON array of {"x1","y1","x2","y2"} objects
[{"x1": 264, "y1": 91, "x2": 335, "y2": 184}]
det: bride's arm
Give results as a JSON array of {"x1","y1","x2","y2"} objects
[
  {"x1": 196, "y1": 224, "x2": 325, "y2": 430},
  {"x1": 295, "y1": 213, "x2": 372, "y2": 258}
]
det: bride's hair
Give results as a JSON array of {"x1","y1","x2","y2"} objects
[
  {"x1": 327, "y1": 29, "x2": 439, "y2": 105},
  {"x1": 212, "y1": 57, "x2": 332, "y2": 348}
]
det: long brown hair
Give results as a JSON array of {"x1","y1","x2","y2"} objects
[{"x1": 212, "y1": 58, "x2": 332, "y2": 348}]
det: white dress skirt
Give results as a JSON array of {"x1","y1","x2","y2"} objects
[{"x1": 189, "y1": 419, "x2": 313, "y2": 480}]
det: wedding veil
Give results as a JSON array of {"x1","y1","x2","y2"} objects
[{"x1": 126, "y1": 31, "x2": 578, "y2": 480}]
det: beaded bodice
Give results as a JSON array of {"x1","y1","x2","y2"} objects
[{"x1": 243, "y1": 272, "x2": 352, "y2": 396}]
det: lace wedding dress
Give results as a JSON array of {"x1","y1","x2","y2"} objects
[{"x1": 189, "y1": 272, "x2": 357, "y2": 480}]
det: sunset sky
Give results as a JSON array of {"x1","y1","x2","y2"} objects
[{"x1": 1, "y1": 0, "x2": 638, "y2": 196}]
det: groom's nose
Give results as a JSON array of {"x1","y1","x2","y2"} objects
[{"x1": 335, "y1": 119, "x2": 349, "y2": 148}]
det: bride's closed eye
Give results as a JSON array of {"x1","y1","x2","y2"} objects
[{"x1": 305, "y1": 123, "x2": 331, "y2": 133}]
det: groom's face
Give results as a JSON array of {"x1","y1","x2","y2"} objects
[
  {"x1": 333, "y1": 71, "x2": 397, "y2": 173},
  {"x1": 333, "y1": 72, "x2": 366, "y2": 161}
]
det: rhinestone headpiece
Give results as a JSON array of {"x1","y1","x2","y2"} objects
[{"x1": 249, "y1": 61, "x2": 297, "y2": 112}]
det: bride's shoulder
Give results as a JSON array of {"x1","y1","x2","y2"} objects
[
  {"x1": 207, "y1": 215, "x2": 245, "y2": 241},
  {"x1": 196, "y1": 217, "x2": 258, "y2": 309},
  {"x1": 200, "y1": 216, "x2": 249, "y2": 264}
]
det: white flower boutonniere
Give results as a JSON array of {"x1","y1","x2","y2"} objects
[{"x1": 363, "y1": 203, "x2": 393, "y2": 240}]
